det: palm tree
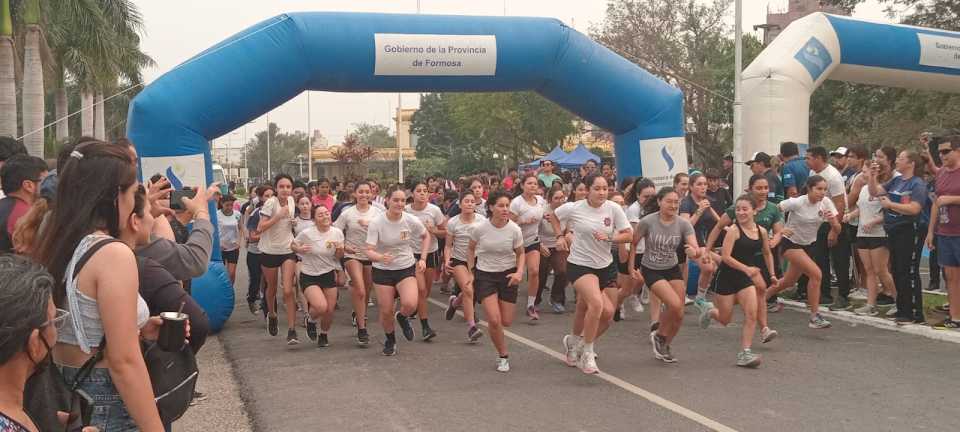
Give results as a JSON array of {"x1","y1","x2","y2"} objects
[
  {"x1": 19, "y1": 0, "x2": 42, "y2": 155},
  {"x1": 0, "y1": 0, "x2": 16, "y2": 138}
]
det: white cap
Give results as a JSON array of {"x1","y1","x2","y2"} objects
[{"x1": 830, "y1": 146, "x2": 849, "y2": 156}]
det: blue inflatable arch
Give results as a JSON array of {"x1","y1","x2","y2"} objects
[{"x1": 126, "y1": 12, "x2": 686, "y2": 330}]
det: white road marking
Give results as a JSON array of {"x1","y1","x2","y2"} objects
[{"x1": 427, "y1": 297, "x2": 739, "y2": 432}]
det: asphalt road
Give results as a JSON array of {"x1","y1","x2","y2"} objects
[{"x1": 220, "y1": 249, "x2": 958, "y2": 432}]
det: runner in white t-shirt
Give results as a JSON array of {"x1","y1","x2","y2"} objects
[
  {"x1": 333, "y1": 181, "x2": 382, "y2": 346},
  {"x1": 291, "y1": 206, "x2": 344, "y2": 348},
  {"x1": 537, "y1": 186, "x2": 570, "y2": 313},
  {"x1": 257, "y1": 174, "x2": 300, "y2": 344},
  {"x1": 769, "y1": 175, "x2": 841, "y2": 329},
  {"x1": 468, "y1": 190, "x2": 524, "y2": 373},
  {"x1": 615, "y1": 178, "x2": 656, "y2": 323},
  {"x1": 366, "y1": 187, "x2": 430, "y2": 356},
  {"x1": 442, "y1": 190, "x2": 486, "y2": 342},
  {"x1": 217, "y1": 195, "x2": 240, "y2": 285},
  {"x1": 510, "y1": 174, "x2": 546, "y2": 321},
  {"x1": 405, "y1": 181, "x2": 447, "y2": 341},
  {"x1": 550, "y1": 175, "x2": 632, "y2": 375}
]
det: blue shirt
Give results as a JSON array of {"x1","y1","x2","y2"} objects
[
  {"x1": 882, "y1": 175, "x2": 927, "y2": 229},
  {"x1": 781, "y1": 157, "x2": 809, "y2": 196}
]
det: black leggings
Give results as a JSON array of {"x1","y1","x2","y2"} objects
[
  {"x1": 887, "y1": 223, "x2": 924, "y2": 321},
  {"x1": 536, "y1": 248, "x2": 568, "y2": 306},
  {"x1": 246, "y1": 251, "x2": 264, "y2": 304}
]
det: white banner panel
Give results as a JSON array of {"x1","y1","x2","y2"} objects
[
  {"x1": 140, "y1": 154, "x2": 207, "y2": 189},
  {"x1": 639, "y1": 137, "x2": 687, "y2": 189},
  {"x1": 918, "y1": 33, "x2": 960, "y2": 70},
  {"x1": 374, "y1": 34, "x2": 497, "y2": 76}
]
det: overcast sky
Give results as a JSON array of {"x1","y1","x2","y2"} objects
[{"x1": 134, "y1": 0, "x2": 891, "y2": 148}]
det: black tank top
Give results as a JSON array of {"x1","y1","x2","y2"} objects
[{"x1": 728, "y1": 222, "x2": 761, "y2": 267}]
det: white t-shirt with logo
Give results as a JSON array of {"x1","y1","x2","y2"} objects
[
  {"x1": 334, "y1": 204, "x2": 383, "y2": 261},
  {"x1": 470, "y1": 220, "x2": 523, "y2": 272},
  {"x1": 258, "y1": 196, "x2": 296, "y2": 255},
  {"x1": 217, "y1": 209, "x2": 241, "y2": 251},
  {"x1": 404, "y1": 203, "x2": 445, "y2": 253},
  {"x1": 509, "y1": 195, "x2": 545, "y2": 247},
  {"x1": 554, "y1": 200, "x2": 630, "y2": 269},
  {"x1": 811, "y1": 164, "x2": 847, "y2": 203},
  {"x1": 625, "y1": 202, "x2": 646, "y2": 254},
  {"x1": 294, "y1": 226, "x2": 344, "y2": 276},
  {"x1": 366, "y1": 212, "x2": 427, "y2": 271},
  {"x1": 780, "y1": 195, "x2": 838, "y2": 246},
  {"x1": 446, "y1": 213, "x2": 487, "y2": 262}
]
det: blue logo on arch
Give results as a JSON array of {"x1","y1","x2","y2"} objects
[
  {"x1": 660, "y1": 146, "x2": 675, "y2": 171},
  {"x1": 795, "y1": 37, "x2": 832, "y2": 81}
]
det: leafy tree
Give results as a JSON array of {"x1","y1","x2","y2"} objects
[
  {"x1": 405, "y1": 157, "x2": 448, "y2": 180},
  {"x1": 330, "y1": 133, "x2": 376, "y2": 178},
  {"x1": 244, "y1": 123, "x2": 310, "y2": 180},
  {"x1": 352, "y1": 122, "x2": 394, "y2": 148}
]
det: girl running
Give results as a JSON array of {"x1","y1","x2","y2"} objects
[
  {"x1": 406, "y1": 182, "x2": 447, "y2": 340},
  {"x1": 294, "y1": 196, "x2": 314, "y2": 236},
  {"x1": 291, "y1": 206, "x2": 345, "y2": 348},
  {"x1": 333, "y1": 181, "x2": 382, "y2": 346},
  {"x1": 617, "y1": 178, "x2": 656, "y2": 324},
  {"x1": 705, "y1": 174, "x2": 783, "y2": 343},
  {"x1": 443, "y1": 190, "x2": 486, "y2": 342},
  {"x1": 510, "y1": 173, "x2": 546, "y2": 321},
  {"x1": 258, "y1": 174, "x2": 300, "y2": 344},
  {"x1": 538, "y1": 186, "x2": 570, "y2": 313},
  {"x1": 679, "y1": 173, "x2": 719, "y2": 303},
  {"x1": 217, "y1": 194, "x2": 240, "y2": 285},
  {"x1": 553, "y1": 175, "x2": 632, "y2": 374},
  {"x1": 468, "y1": 191, "x2": 525, "y2": 372},
  {"x1": 768, "y1": 175, "x2": 840, "y2": 329},
  {"x1": 697, "y1": 195, "x2": 776, "y2": 367},
  {"x1": 609, "y1": 191, "x2": 633, "y2": 321},
  {"x1": 629, "y1": 187, "x2": 701, "y2": 363},
  {"x1": 366, "y1": 187, "x2": 430, "y2": 356}
]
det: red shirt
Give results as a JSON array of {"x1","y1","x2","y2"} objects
[
  {"x1": 935, "y1": 167, "x2": 960, "y2": 236},
  {"x1": 312, "y1": 194, "x2": 335, "y2": 212},
  {"x1": 5, "y1": 197, "x2": 29, "y2": 238}
]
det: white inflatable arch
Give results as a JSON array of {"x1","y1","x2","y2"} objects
[{"x1": 742, "y1": 12, "x2": 960, "y2": 175}]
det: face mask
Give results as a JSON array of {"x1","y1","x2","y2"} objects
[{"x1": 28, "y1": 331, "x2": 54, "y2": 377}]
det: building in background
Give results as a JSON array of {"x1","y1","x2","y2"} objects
[
  {"x1": 760, "y1": 0, "x2": 850, "y2": 45},
  {"x1": 309, "y1": 108, "x2": 416, "y2": 181}
]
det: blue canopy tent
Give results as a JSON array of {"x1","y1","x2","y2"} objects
[
  {"x1": 519, "y1": 145, "x2": 568, "y2": 170},
  {"x1": 554, "y1": 143, "x2": 601, "y2": 169}
]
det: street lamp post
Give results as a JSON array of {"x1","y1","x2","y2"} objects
[
  {"x1": 732, "y1": 0, "x2": 744, "y2": 193},
  {"x1": 266, "y1": 114, "x2": 272, "y2": 177}
]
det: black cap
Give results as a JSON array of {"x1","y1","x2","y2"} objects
[{"x1": 746, "y1": 152, "x2": 772, "y2": 165}]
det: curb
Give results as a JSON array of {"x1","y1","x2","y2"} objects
[{"x1": 780, "y1": 299, "x2": 960, "y2": 345}]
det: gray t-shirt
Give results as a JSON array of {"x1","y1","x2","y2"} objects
[{"x1": 636, "y1": 212, "x2": 695, "y2": 270}]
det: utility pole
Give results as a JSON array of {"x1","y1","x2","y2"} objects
[
  {"x1": 307, "y1": 91, "x2": 313, "y2": 182},
  {"x1": 397, "y1": 94, "x2": 404, "y2": 184},
  {"x1": 266, "y1": 114, "x2": 272, "y2": 177},
  {"x1": 732, "y1": 0, "x2": 744, "y2": 194}
]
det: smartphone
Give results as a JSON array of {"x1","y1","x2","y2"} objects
[
  {"x1": 927, "y1": 133, "x2": 944, "y2": 168},
  {"x1": 170, "y1": 188, "x2": 197, "y2": 211},
  {"x1": 67, "y1": 388, "x2": 94, "y2": 430}
]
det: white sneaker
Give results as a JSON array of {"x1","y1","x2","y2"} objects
[
  {"x1": 630, "y1": 294, "x2": 645, "y2": 313},
  {"x1": 618, "y1": 304, "x2": 627, "y2": 320},
  {"x1": 496, "y1": 357, "x2": 510, "y2": 373},
  {"x1": 578, "y1": 351, "x2": 599, "y2": 374},
  {"x1": 760, "y1": 326, "x2": 779, "y2": 343},
  {"x1": 561, "y1": 335, "x2": 580, "y2": 367},
  {"x1": 684, "y1": 296, "x2": 694, "y2": 306},
  {"x1": 640, "y1": 288, "x2": 650, "y2": 305}
]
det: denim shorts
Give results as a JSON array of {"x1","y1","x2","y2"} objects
[
  {"x1": 937, "y1": 235, "x2": 960, "y2": 267},
  {"x1": 60, "y1": 365, "x2": 139, "y2": 432}
]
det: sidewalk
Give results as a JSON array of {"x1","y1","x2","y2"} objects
[{"x1": 176, "y1": 334, "x2": 253, "y2": 432}]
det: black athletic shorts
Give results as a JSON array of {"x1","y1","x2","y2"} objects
[
  {"x1": 473, "y1": 268, "x2": 519, "y2": 303},
  {"x1": 566, "y1": 261, "x2": 618, "y2": 289},
  {"x1": 640, "y1": 264, "x2": 683, "y2": 286},
  {"x1": 261, "y1": 253, "x2": 296, "y2": 269},
  {"x1": 856, "y1": 236, "x2": 885, "y2": 250},
  {"x1": 617, "y1": 256, "x2": 631, "y2": 275},
  {"x1": 414, "y1": 251, "x2": 440, "y2": 269},
  {"x1": 716, "y1": 265, "x2": 760, "y2": 296},
  {"x1": 300, "y1": 270, "x2": 337, "y2": 290},
  {"x1": 372, "y1": 265, "x2": 416, "y2": 287},
  {"x1": 676, "y1": 244, "x2": 687, "y2": 264},
  {"x1": 449, "y1": 258, "x2": 469, "y2": 269},
  {"x1": 341, "y1": 257, "x2": 373, "y2": 267},
  {"x1": 779, "y1": 238, "x2": 812, "y2": 253},
  {"x1": 222, "y1": 249, "x2": 239, "y2": 264},
  {"x1": 524, "y1": 242, "x2": 541, "y2": 254}
]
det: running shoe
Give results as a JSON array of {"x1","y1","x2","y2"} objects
[
  {"x1": 767, "y1": 298, "x2": 784, "y2": 313},
  {"x1": 467, "y1": 325, "x2": 483, "y2": 343},
  {"x1": 396, "y1": 312, "x2": 415, "y2": 341},
  {"x1": 351, "y1": 312, "x2": 357, "y2": 327},
  {"x1": 287, "y1": 329, "x2": 300, "y2": 345},
  {"x1": 305, "y1": 317, "x2": 318, "y2": 341},
  {"x1": 317, "y1": 333, "x2": 329, "y2": 348},
  {"x1": 247, "y1": 301, "x2": 259, "y2": 315},
  {"x1": 651, "y1": 332, "x2": 673, "y2": 363},
  {"x1": 828, "y1": 297, "x2": 851, "y2": 311},
  {"x1": 527, "y1": 305, "x2": 540, "y2": 321},
  {"x1": 445, "y1": 295, "x2": 458, "y2": 321},
  {"x1": 877, "y1": 295, "x2": 895, "y2": 306},
  {"x1": 357, "y1": 328, "x2": 370, "y2": 346},
  {"x1": 640, "y1": 288, "x2": 650, "y2": 305},
  {"x1": 684, "y1": 296, "x2": 694, "y2": 306},
  {"x1": 808, "y1": 314, "x2": 832, "y2": 329},
  {"x1": 934, "y1": 318, "x2": 960, "y2": 329},
  {"x1": 561, "y1": 335, "x2": 580, "y2": 367},
  {"x1": 934, "y1": 303, "x2": 950, "y2": 313},
  {"x1": 630, "y1": 294, "x2": 645, "y2": 313},
  {"x1": 696, "y1": 301, "x2": 714, "y2": 329},
  {"x1": 885, "y1": 306, "x2": 898, "y2": 317},
  {"x1": 649, "y1": 321, "x2": 660, "y2": 333},
  {"x1": 894, "y1": 316, "x2": 916, "y2": 326},
  {"x1": 849, "y1": 287, "x2": 868, "y2": 300},
  {"x1": 268, "y1": 314, "x2": 279, "y2": 337},
  {"x1": 367, "y1": 298, "x2": 375, "y2": 307},
  {"x1": 422, "y1": 325, "x2": 437, "y2": 341},
  {"x1": 578, "y1": 351, "x2": 599, "y2": 374},
  {"x1": 760, "y1": 327, "x2": 779, "y2": 344},
  {"x1": 496, "y1": 356, "x2": 510, "y2": 373},
  {"x1": 854, "y1": 304, "x2": 879, "y2": 316},
  {"x1": 736, "y1": 349, "x2": 762, "y2": 368},
  {"x1": 613, "y1": 306, "x2": 622, "y2": 322},
  {"x1": 382, "y1": 338, "x2": 397, "y2": 356},
  {"x1": 551, "y1": 302, "x2": 565, "y2": 314}
]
